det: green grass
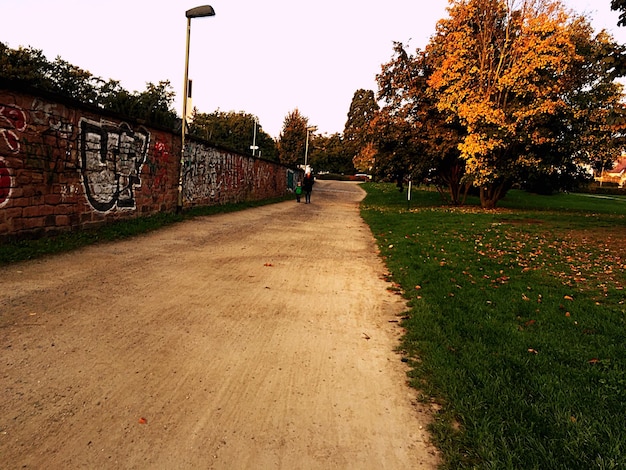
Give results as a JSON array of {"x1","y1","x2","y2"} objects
[
  {"x1": 361, "y1": 184, "x2": 626, "y2": 469},
  {"x1": 0, "y1": 195, "x2": 291, "y2": 265}
]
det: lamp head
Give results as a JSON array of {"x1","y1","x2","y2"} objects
[{"x1": 186, "y1": 5, "x2": 215, "y2": 18}]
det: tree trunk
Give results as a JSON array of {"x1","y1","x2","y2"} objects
[
  {"x1": 439, "y1": 161, "x2": 467, "y2": 206},
  {"x1": 479, "y1": 182, "x2": 507, "y2": 209}
]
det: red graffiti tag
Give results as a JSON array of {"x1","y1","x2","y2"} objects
[
  {"x1": 152, "y1": 140, "x2": 170, "y2": 188},
  {"x1": 0, "y1": 105, "x2": 27, "y2": 132},
  {"x1": 1, "y1": 129, "x2": 20, "y2": 153},
  {"x1": 0, "y1": 105, "x2": 27, "y2": 153},
  {"x1": 0, "y1": 159, "x2": 11, "y2": 206}
]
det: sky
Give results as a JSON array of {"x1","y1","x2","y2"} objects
[{"x1": 2, "y1": 1, "x2": 626, "y2": 139}]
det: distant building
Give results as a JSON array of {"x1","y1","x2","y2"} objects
[{"x1": 596, "y1": 156, "x2": 626, "y2": 187}]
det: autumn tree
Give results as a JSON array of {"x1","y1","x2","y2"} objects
[
  {"x1": 375, "y1": 42, "x2": 468, "y2": 204},
  {"x1": 277, "y1": 108, "x2": 309, "y2": 167},
  {"x1": 428, "y1": 0, "x2": 619, "y2": 208},
  {"x1": 189, "y1": 110, "x2": 277, "y2": 161},
  {"x1": 352, "y1": 142, "x2": 377, "y2": 174},
  {"x1": 344, "y1": 89, "x2": 379, "y2": 172}
]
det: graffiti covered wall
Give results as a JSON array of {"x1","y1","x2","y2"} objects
[
  {"x1": 182, "y1": 141, "x2": 287, "y2": 206},
  {"x1": 0, "y1": 83, "x2": 294, "y2": 241}
]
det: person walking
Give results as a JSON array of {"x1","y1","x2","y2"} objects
[
  {"x1": 302, "y1": 169, "x2": 314, "y2": 204},
  {"x1": 295, "y1": 181, "x2": 303, "y2": 203}
]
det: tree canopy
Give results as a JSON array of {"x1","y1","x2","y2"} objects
[
  {"x1": 189, "y1": 110, "x2": 277, "y2": 161},
  {"x1": 367, "y1": 0, "x2": 626, "y2": 208},
  {"x1": 277, "y1": 109, "x2": 309, "y2": 167},
  {"x1": 612, "y1": 0, "x2": 626, "y2": 27},
  {"x1": 375, "y1": 42, "x2": 468, "y2": 204},
  {"x1": 308, "y1": 132, "x2": 355, "y2": 175},
  {"x1": 343, "y1": 89, "x2": 379, "y2": 172},
  {"x1": 0, "y1": 43, "x2": 179, "y2": 129}
]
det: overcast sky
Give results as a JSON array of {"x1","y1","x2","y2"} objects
[{"x1": 2, "y1": 0, "x2": 625, "y2": 139}]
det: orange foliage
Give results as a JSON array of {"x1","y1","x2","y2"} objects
[{"x1": 429, "y1": 1, "x2": 578, "y2": 177}]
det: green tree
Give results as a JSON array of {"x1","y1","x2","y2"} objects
[
  {"x1": 48, "y1": 57, "x2": 99, "y2": 104},
  {"x1": 0, "y1": 42, "x2": 178, "y2": 129},
  {"x1": 189, "y1": 110, "x2": 277, "y2": 160},
  {"x1": 96, "y1": 79, "x2": 135, "y2": 115},
  {"x1": 308, "y1": 133, "x2": 354, "y2": 174},
  {"x1": 0, "y1": 43, "x2": 52, "y2": 88},
  {"x1": 517, "y1": 20, "x2": 626, "y2": 193},
  {"x1": 277, "y1": 108, "x2": 308, "y2": 167},
  {"x1": 132, "y1": 81, "x2": 178, "y2": 128}
]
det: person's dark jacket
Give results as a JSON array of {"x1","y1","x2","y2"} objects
[{"x1": 302, "y1": 174, "x2": 314, "y2": 192}]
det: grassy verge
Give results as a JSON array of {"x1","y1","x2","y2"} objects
[
  {"x1": 0, "y1": 195, "x2": 291, "y2": 265},
  {"x1": 361, "y1": 184, "x2": 626, "y2": 469}
]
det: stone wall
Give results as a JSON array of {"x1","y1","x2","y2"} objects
[{"x1": 0, "y1": 82, "x2": 296, "y2": 241}]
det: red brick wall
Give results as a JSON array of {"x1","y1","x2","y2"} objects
[{"x1": 0, "y1": 85, "x2": 295, "y2": 241}]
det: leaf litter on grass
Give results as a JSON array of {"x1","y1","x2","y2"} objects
[
  {"x1": 470, "y1": 225, "x2": 625, "y2": 305},
  {"x1": 362, "y1": 190, "x2": 626, "y2": 468}
]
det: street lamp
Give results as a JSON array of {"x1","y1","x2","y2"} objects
[
  {"x1": 178, "y1": 5, "x2": 216, "y2": 212},
  {"x1": 304, "y1": 125, "x2": 317, "y2": 168}
]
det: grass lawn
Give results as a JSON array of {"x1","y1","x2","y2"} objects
[{"x1": 360, "y1": 184, "x2": 626, "y2": 469}]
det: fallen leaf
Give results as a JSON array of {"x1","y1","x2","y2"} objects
[
  {"x1": 138, "y1": 417, "x2": 147, "y2": 424},
  {"x1": 564, "y1": 295, "x2": 574, "y2": 301},
  {"x1": 264, "y1": 263, "x2": 273, "y2": 267},
  {"x1": 528, "y1": 348, "x2": 538, "y2": 354}
]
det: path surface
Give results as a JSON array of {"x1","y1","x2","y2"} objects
[{"x1": 0, "y1": 180, "x2": 439, "y2": 469}]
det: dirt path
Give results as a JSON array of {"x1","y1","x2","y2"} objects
[{"x1": 0, "y1": 180, "x2": 439, "y2": 469}]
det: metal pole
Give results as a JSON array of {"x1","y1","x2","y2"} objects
[
  {"x1": 407, "y1": 179, "x2": 412, "y2": 210},
  {"x1": 252, "y1": 118, "x2": 257, "y2": 157},
  {"x1": 600, "y1": 163, "x2": 605, "y2": 186},
  {"x1": 304, "y1": 129, "x2": 310, "y2": 167},
  {"x1": 178, "y1": 17, "x2": 192, "y2": 212}
]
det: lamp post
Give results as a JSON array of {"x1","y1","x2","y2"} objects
[
  {"x1": 250, "y1": 117, "x2": 259, "y2": 157},
  {"x1": 178, "y1": 5, "x2": 215, "y2": 212},
  {"x1": 304, "y1": 125, "x2": 317, "y2": 168}
]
